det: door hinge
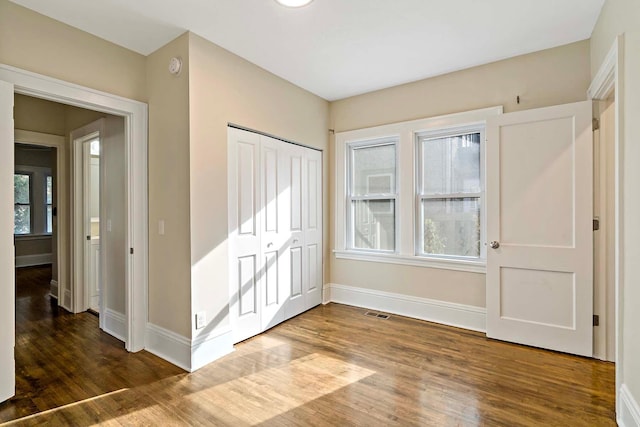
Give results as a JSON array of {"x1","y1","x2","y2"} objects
[
  {"x1": 593, "y1": 314, "x2": 600, "y2": 326},
  {"x1": 130, "y1": 248, "x2": 134, "y2": 255},
  {"x1": 593, "y1": 118, "x2": 600, "y2": 131},
  {"x1": 593, "y1": 218, "x2": 600, "y2": 231}
]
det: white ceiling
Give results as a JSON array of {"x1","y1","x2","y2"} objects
[{"x1": 10, "y1": 0, "x2": 605, "y2": 101}]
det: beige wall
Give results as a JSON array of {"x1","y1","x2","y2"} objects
[
  {"x1": 328, "y1": 40, "x2": 591, "y2": 308},
  {"x1": 146, "y1": 33, "x2": 192, "y2": 337},
  {"x1": 188, "y1": 33, "x2": 330, "y2": 339},
  {"x1": 590, "y1": 0, "x2": 640, "y2": 407},
  {"x1": 0, "y1": 1, "x2": 146, "y2": 102}
]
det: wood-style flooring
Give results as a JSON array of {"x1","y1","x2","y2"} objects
[{"x1": 1, "y1": 266, "x2": 615, "y2": 426}]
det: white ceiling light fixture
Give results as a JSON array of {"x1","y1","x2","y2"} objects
[{"x1": 275, "y1": 0, "x2": 313, "y2": 8}]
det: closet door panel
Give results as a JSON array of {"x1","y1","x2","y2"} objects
[{"x1": 304, "y1": 150, "x2": 323, "y2": 309}]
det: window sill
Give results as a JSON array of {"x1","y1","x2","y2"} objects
[
  {"x1": 15, "y1": 233, "x2": 53, "y2": 241},
  {"x1": 333, "y1": 250, "x2": 486, "y2": 273}
]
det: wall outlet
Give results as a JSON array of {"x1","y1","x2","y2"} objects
[
  {"x1": 195, "y1": 311, "x2": 206, "y2": 330},
  {"x1": 158, "y1": 220, "x2": 165, "y2": 235}
]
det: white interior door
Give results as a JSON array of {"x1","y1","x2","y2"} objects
[
  {"x1": 261, "y1": 136, "x2": 287, "y2": 330},
  {"x1": 303, "y1": 149, "x2": 322, "y2": 310},
  {"x1": 228, "y1": 128, "x2": 262, "y2": 343},
  {"x1": 284, "y1": 144, "x2": 306, "y2": 319},
  {"x1": 86, "y1": 148, "x2": 101, "y2": 312},
  {"x1": 486, "y1": 101, "x2": 593, "y2": 356},
  {"x1": 0, "y1": 80, "x2": 15, "y2": 403}
]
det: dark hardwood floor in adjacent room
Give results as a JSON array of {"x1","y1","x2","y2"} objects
[{"x1": 2, "y1": 266, "x2": 615, "y2": 426}]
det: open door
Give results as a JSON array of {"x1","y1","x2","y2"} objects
[
  {"x1": 486, "y1": 101, "x2": 593, "y2": 357},
  {"x1": 0, "y1": 80, "x2": 16, "y2": 402}
]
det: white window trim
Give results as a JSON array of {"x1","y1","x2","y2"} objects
[{"x1": 334, "y1": 106, "x2": 503, "y2": 273}]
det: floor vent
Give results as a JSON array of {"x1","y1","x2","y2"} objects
[{"x1": 364, "y1": 311, "x2": 390, "y2": 319}]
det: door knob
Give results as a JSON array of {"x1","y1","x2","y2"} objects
[
  {"x1": 489, "y1": 241, "x2": 500, "y2": 249},
  {"x1": 267, "y1": 242, "x2": 273, "y2": 248}
]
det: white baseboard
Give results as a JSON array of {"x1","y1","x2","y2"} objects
[
  {"x1": 145, "y1": 323, "x2": 235, "y2": 372},
  {"x1": 191, "y1": 327, "x2": 234, "y2": 372},
  {"x1": 103, "y1": 309, "x2": 126, "y2": 342},
  {"x1": 620, "y1": 384, "x2": 640, "y2": 427},
  {"x1": 323, "y1": 284, "x2": 331, "y2": 305},
  {"x1": 62, "y1": 289, "x2": 72, "y2": 311},
  {"x1": 49, "y1": 280, "x2": 58, "y2": 299},
  {"x1": 146, "y1": 323, "x2": 191, "y2": 372},
  {"x1": 325, "y1": 283, "x2": 486, "y2": 332},
  {"x1": 15, "y1": 253, "x2": 52, "y2": 268}
]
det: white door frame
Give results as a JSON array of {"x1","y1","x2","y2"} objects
[
  {"x1": 0, "y1": 64, "x2": 148, "y2": 352},
  {"x1": 14, "y1": 129, "x2": 66, "y2": 308},
  {"x1": 70, "y1": 120, "x2": 104, "y2": 320},
  {"x1": 587, "y1": 35, "x2": 623, "y2": 416}
]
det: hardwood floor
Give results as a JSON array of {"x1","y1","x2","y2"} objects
[{"x1": 1, "y1": 266, "x2": 615, "y2": 426}]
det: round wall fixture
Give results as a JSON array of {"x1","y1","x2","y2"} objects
[
  {"x1": 275, "y1": 0, "x2": 313, "y2": 7},
  {"x1": 168, "y1": 57, "x2": 182, "y2": 76}
]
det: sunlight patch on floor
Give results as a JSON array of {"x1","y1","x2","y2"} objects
[{"x1": 186, "y1": 353, "x2": 375, "y2": 425}]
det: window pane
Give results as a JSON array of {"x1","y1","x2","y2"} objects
[
  {"x1": 47, "y1": 206, "x2": 53, "y2": 234},
  {"x1": 90, "y1": 138, "x2": 100, "y2": 156},
  {"x1": 46, "y1": 175, "x2": 53, "y2": 204},
  {"x1": 352, "y1": 144, "x2": 396, "y2": 195},
  {"x1": 422, "y1": 198, "x2": 480, "y2": 257},
  {"x1": 352, "y1": 200, "x2": 395, "y2": 251},
  {"x1": 420, "y1": 132, "x2": 480, "y2": 194},
  {"x1": 14, "y1": 206, "x2": 31, "y2": 235},
  {"x1": 14, "y1": 174, "x2": 30, "y2": 204}
]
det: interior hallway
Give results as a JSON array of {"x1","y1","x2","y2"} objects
[{"x1": 1, "y1": 266, "x2": 616, "y2": 425}]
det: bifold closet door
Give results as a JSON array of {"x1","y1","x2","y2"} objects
[{"x1": 229, "y1": 127, "x2": 322, "y2": 344}]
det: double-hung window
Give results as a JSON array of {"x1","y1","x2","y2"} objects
[
  {"x1": 335, "y1": 106, "x2": 500, "y2": 272},
  {"x1": 347, "y1": 139, "x2": 397, "y2": 252},
  {"x1": 417, "y1": 128, "x2": 483, "y2": 259},
  {"x1": 14, "y1": 173, "x2": 32, "y2": 235}
]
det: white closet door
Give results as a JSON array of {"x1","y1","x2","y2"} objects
[
  {"x1": 229, "y1": 127, "x2": 323, "y2": 343},
  {"x1": 228, "y1": 128, "x2": 262, "y2": 343},
  {"x1": 303, "y1": 149, "x2": 322, "y2": 310},
  {"x1": 261, "y1": 136, "x2": 287, "y2": 330},
  {"x1": 284, "y1": 144, "x2": 306, "y2": 318}
]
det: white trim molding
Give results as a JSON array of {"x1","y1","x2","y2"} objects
[
  {"x1": 103, "y1": 309, "x2": 126, "y2": 342},
  {"x1": 191, "y1": 328, "x2": 234, "y2": 372},
  {"x1": 146, "y1": 323, "x2": 234, "y2": 373},
  {"x1": 334, "y1": 250, "x2": 486, "y2": 273},
  {"x1": 325, "y1": 283, "x2": 486, "y2": 332},
  {"x1": 588, "y1": 38, "x2": 618, "y2": 100},
  {"x1": 146, "y1": 323, "x2": 191, "y2": 372},
  {"x1": 620, "y1": 384, "x2": 640, "y2": 427},
  {"x1": 15, "y1": 253, "x2": 52, "y2": 268},
  {"x1": 1, "y1": 63, "x2": 149, "y2": 353}
]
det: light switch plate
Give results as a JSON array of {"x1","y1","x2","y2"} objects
[{"x1": 195, "y1": 311, "x2": 206, "y2": 329}]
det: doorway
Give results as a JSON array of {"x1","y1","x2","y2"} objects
[{"x1": 0, "y1": 64, "x2": 149, "y2": 403}]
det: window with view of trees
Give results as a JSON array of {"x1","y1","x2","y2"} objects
[
  {"x1": 14, "y1": 173, "x2": 31, "y2": 235},
  {"x1": 417, "y1": 131, "x2": 482, "y2": 258},
  {"x1": 347, "y1": 140, "x2": 397, "y2": 252},
  {"x1": 335, "y1": 107, "x2": 499, "y2": 271}
]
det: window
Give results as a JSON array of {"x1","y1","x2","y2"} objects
[
  {"x1": 46, "y1": 175, "x2": 53, "y2": 233},
  {"x1": 334, "y1": 106, "x2": 501, "y2": 272},
  {"x1": 14, "y1": 173, "x2": 31, "y2": 235},
  {"x1": 417, "y1": 129, "x2": 483, "y2": 259},
  {"x1": 347, "y1": 140, "x2": 397, "y2": 252}
]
